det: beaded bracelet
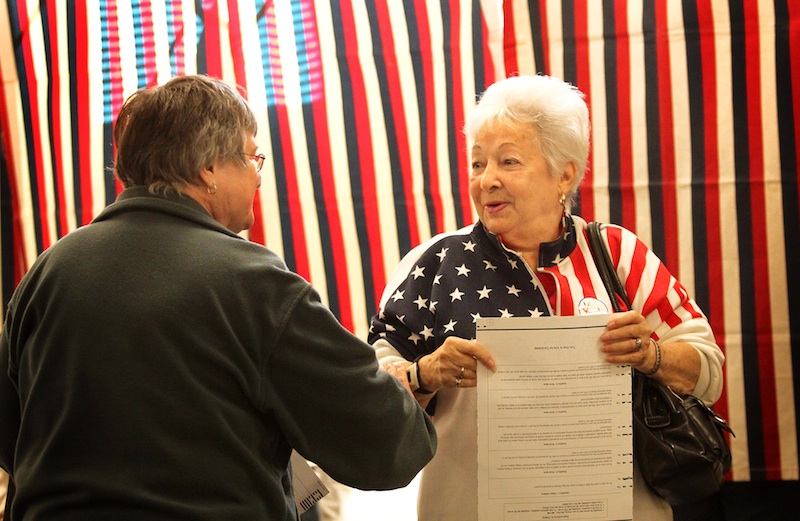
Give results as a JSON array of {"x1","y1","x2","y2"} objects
[{"x1": 644, "y1": 338, "x2": 662, "y2": 376}]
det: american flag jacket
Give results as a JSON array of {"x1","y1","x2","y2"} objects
[{"x1": 369, "y1": 214, "x2": 724, "y2": 403}]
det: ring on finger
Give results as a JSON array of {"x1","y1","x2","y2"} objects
[
  {"x1": 460, "y1": 366, "x2": 465, "y2": 377},
  {"x1": 456, "y1": 376, "x2": 462, "y2": 388},
  {"x1": 634, "y1": 337, "x2": 642, "y2": 351}
]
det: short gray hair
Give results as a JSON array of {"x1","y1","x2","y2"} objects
[
  {"x1": 464, "y1": 75, "x2": 590, "y2": 202},
  {"x1": 113, "y1": 75, "x2": 257, "y2": 194}
]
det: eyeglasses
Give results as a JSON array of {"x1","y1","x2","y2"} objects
[{"x1": 241, "y1": 153, "x2": 266, "y2": 173}]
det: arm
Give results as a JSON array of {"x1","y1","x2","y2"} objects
[
  {"x1": 375, "y1": 336, "x2": 496, "y2": 409},
  {"x1": 265, "y1": 284, "x2": 436, "y2": 490},
  {"x1": 600, "y1": 311, "x2": 708, "y2": 396},
  {"x1": 598, "y1": 225, "x2": 725, "y2": 402}
]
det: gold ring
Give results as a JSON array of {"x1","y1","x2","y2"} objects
[
  {"x1": 634, "y1": 338, "x2": 642, "y2": 351},
  {"x1": 456, "y1": 377, "x2": 462, "y2": 388},
  {"x1": 460, "y1": 366, "x2": 465, "y2": 377}
]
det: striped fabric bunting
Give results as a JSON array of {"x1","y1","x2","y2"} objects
[{"x1": 0, "y1": 0, "x2": 798, "y2": 483}]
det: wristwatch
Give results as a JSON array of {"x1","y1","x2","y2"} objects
[{"x1": 406, "y1": 356, "x2": 433, "y2": 394}]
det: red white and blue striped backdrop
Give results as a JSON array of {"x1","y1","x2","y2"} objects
[{"x1": 0, "y1": 0, "x2": 797, "y2": 483}]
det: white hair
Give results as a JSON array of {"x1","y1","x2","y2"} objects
[{"x1": 464, "y1": 75, "x2": 590, "y2": 200}]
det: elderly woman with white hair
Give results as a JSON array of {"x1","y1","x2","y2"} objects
[{"x1": 369, "y1": 74, "x2": 725, "y2": 520}]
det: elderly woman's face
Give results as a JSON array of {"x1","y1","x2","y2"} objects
[
  {"x1": 469, "y1": 121, "x2": 572, "y2": 249},
  {"x1": 207, "y1": 133, "x2": 262, "y2": 233}
]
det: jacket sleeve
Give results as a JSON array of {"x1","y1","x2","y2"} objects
[
  {"x1": 608, "y1": 224, "x2": 725, "y2": 404},
  {"x1": 261, "y1": 283, "x2": 437, "y2": 490}
]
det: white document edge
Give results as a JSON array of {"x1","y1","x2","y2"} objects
[{"x1": 291, "y1": 451, "x2": 330, "y2": 514}]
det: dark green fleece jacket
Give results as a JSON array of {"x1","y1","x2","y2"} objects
[{"x1": 0, "y1": 187, "x2": 436, "y2": 520}]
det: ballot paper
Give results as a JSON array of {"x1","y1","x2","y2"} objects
[
  {"x1": 291, "y1": 451, "x2": 330, "y2": 514},
  {"x1": 476, "y1": 315, "x2": 633, "y2": 521}
]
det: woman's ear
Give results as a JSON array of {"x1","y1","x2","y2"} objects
[
  {"x1": 559, "y1": 162, "x2": 576, "y2": 195},
  {"x1": 198, "y1": 164, "x2": 216, "y2": 191}
]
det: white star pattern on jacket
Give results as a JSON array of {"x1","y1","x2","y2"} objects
[{"x1": 368, "y1": 219, "x2": 576, "y2": 362}]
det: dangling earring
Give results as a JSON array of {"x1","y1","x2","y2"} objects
[
  {"x1": 559, "y1": 192, "x2": 566, "y2": 208},
  {"x1": 207, "y1": 184, "x2": 217, "y2": 195}
]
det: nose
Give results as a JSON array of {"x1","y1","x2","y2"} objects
[{"x1": 479, "y1": 163, "x2": 501, "y2": 191}]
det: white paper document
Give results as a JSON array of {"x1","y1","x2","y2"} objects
[
  {"x1": 476, "y1": 315, "x2": 633, "y2": 521},
  {"x1": 291, "y1": 452, "x2": 330, "y2": 514}
]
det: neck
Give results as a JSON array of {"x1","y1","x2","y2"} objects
[
  {"x1": 496, "y1": 235, "x2": 539, "y2": 268},
  {"x1": 180, "y1": 183, "x2": 213, "y2": 218}
]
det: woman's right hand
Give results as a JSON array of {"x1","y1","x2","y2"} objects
[{"x1": 417, "y1": 337, "x2": 496, "y2": 392}]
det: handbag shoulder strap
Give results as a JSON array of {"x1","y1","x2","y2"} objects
[
  {"x1": 586, "y1": 223, "x2": 648, "y2": 385},
  {"x1": 585, "y1": 222, "x2": 631, "y2": 313}
]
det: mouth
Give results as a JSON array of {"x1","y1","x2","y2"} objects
[{"x1": 483, "y1": 201, "x2": 508, "y2": 214}]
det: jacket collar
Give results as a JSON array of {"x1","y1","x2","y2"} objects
[{"x1": 475, "y1": 213, "x2": 577, "y2": 268}]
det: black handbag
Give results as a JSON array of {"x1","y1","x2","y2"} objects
[{"x1": 586, "y1": 222, "x2": 734, "y2": 506}]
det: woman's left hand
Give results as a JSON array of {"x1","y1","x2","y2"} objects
[
  {"x1": 380, "y1": 361, "x2": 413, "y2": 394},
  {"x1": 600, "y1": 310, "x2": 655, "y2": 373}
]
